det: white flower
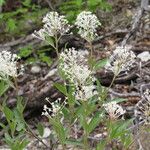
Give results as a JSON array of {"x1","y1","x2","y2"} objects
[
  {"x1": 59, "y1": 47, "x2": 93, "y2": 86},
  {"x1": 75, "y1": 85, "x2": 98, "y2": 100},
  {"x1": 0, "y1": 50, "x2": 20, "y2": 78},
  {"x1": 32, "y1": 12, "x2": 71, "y2": 40},
  {"x1": 59, "y1": 48, "x2": 97, "y2": 101},
  {"x1": 134, "y1": 89, "x2": 150, "y2": 125},
  {"x1": 42, "y1": 105, "x2": 51, "y2": 116},
  {"x1": 105, "y1": 46, "x2": 136, "y2": 75},
  {"x1": 75, "y1": 11, "x2": 101, "y2": 42},
  {"x1": 32, "y1": 28, "x2": 46, "y2": 40},
  {"x1": 42, "y1": 98, "x2": 65, "y2": 117},
  {"x1": 103, "y1": 101, "x2": 126, "y2": 119}
]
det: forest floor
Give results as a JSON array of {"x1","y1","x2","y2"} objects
[{"x1": 0, "y1": 0, "x2": 150, "y2": 149}]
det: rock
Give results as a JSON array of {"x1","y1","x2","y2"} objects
[
  {"x1": 42, "y1": 127, "x2": 51, "y2": 138},
  {"x1": 137, "y1": 51, "x2": 150, "y2": 62},
  {"x1": 31, "y1": 65, "x2": 41, "y2": 74}
]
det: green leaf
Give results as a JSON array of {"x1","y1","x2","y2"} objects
[
  {"x1": 17, "y1": 97, "x2": 25, "y2": 113},
  {"x1": 4, "y1": 132, "x2": 13, "y2": 145},
  {"x1": 39, "y1": 53, "x2": 52, "y2": 66},
  {"x1": 46, "y1": 36, "x2": 55, "y2": 48},
  {"x1": 19, "y1": 139, "x2": 29, "y2": 150},
  {"x1": 67, "y1": 86, "x2": 76, "y2": 106},
  {"x1": 13, "y1": 109, "x2": 25, "y2": 131},
  {"x1": 49, "y1": 118, "x2": 66, "y2": 144},
  {"x1": 104, "y1": 98, "x2": 128, "y2": 106},
  {"x1": 54, "y1": 83, "x2": 67, "y2": 96},
  {"x1": 0, "y1": 122, "x2": 6, "y2": 128},
  {"x1": 0, "y1": 0, "x2": 5, "y2": 6},
  {"x1": 22, "y1": 0, "x2": 31, "y2": 7},
  {"x1": 61, "y1": 107, "x2": 70, "y2": 119},
  {"x1": 3, "y1": 106, "x2": 14, "y2": 121},
  {"x1": 88, "y1": 111, "x2": 103, "y2": 134},
  {"x1": 10, "y1": 121, "x2": 17, "y2": 136},
  {"x1": 75, "y1": 0, "x2": 83, "y2": 7},
  {"x1": 0, "y1": 80, "x2": 10, "y2": 96},
  {"x1": 19, "y1": 46, "x2": 33, "y2": 58},
  {"x1": 109, "y1": 119, "x2": 133, "y2": 139},
  {"x1": 96, "y1": 140, "x2": 106, "y2": 150},
  {"x1": 37, "y1": 123, "x2": 44, "y2": 137},
  {"x1": 65, "y1": 139, "x2": 83, "y2": 146},
  {"x1": 111, "y1": 98, "x2": 128, "y2": 103},
  {"x1": 94, "y1": 58, "x2": 108, "y2": 70},
  {"x1": 6, "y1": 18, "x2": 17, "y2": 33}
]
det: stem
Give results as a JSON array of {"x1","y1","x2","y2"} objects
[
  {"x1": 108, "y1": 74, "x2": 116, "y2": 90},
  {"x1": 82, "y1": 101, "x2": 89, "y2": 150},
  {"x1": 25, "y1": 123, "x2": 49, "y2": 148},
  {"x1": 62, "y1": 144, "x2": 66, "y2": 150},
  {"x1": 54, "y1": 34, "x2": 59, "y2": 58},
  {"x1": 55, "y1": 36, "x2": 59, "y2": 58},
  {"x1": 88, "y1": 41, "x2": 95, "y2": 70},
  {"x1": 89, "y1": 42, "x2": 93, "y2": 59},
  {"x1": 83, "y1": 131, "x2": 89, "y2": 150},
  {"x1": 13, "y1": 77, "x2": 18, "y2": 95}
]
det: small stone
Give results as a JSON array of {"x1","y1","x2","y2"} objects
[
  {"x1": 103, "y1": 132, "x2": 107, "y2": 136},
  {"x1": 137, "y1": 51, "x2": 150, "y2": 62},
  {"x1": 42, "y1": 127, "x2": 51, "y2": 138},
  {"x1": 94, "y1": 133, "x2": 103, "y2": 138},
  {"x1": 31, "y1": 65, "x2": 41, "y2": 74}
]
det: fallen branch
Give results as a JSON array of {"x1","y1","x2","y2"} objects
[
  {"x1": 121, "y1": 0, "x2": 149, "y2": 46},
  {"x1": 109, "y1": 89, "x2": 140, "y2": 98}
]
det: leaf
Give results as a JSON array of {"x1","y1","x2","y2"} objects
[
  {"x1": 75, "y1": 0, "x2": 83, "y2": 7},
  {"x1": 96, "y1": 140, "x2": 106, "y2": 150},
  {"x1": 109, "y1": 119, "x2": 133, "y2": 139},
  {"x1": 37, "y1": 123, "x2": 44, "y2": 137},
  {"x1": 17, "y1": 97, "x2": 25, "y2": 113},
  {"x1": 10, "y1": 121, "x2": 17, "y2": 136},
  {"x1": 0, "y1": 80, "x2": 10, "y2": 96},
  {"x1": 61, "y1": 107, "x2": 70, "y2": 119},
  {"x1": 67, "y1": 86, "x2": 76, "y2": 106},
  {"x1": 4, "y1": 132, "x2": 13, "y2": 145},
  {"x1": 87, "y1": 111, "x2": 103, "y2": 134},
  {"x1": 39, "y1": 53, "x2": 52, "y2": 66},
  {"x1": 94, "y1": 58, "x2": 108, "y2": 70},
  {"x1": 104, "y1": 98, "x2": 128, "y2": 105},
  {"x1": 6, "y1": 18, "x2": 17, "y2": 33},
  {"x1": 13, "y1": 109, "x2": 25, "y2": 131},
  {"x1": 65, "y1": 139, "x2": 83, "y2": 146},
  {"x1": 111, "y1": 98, "x2": 128, "y2": 103},
  {"x1": 19, "y1": 46, "x2": 33, "y2": 58},
  {"x1": 0, "y1": 123, "x2": 6, "y2": 129},
  {"x1": 22, "y1": 0, "x2": 31, "y2": 7},
  {"x1": 46, "y1": 36, "x2": 55, "y2": 48},
  {"x1": 0, "y1": 0, "x2": 5, "y2": 6},
  {"x1": 19, "y1": 139, "x2": 29, "y2": 150},
  {"x1": 54, "y1": 83, "x2": 67, "y2": 96},
  {"x1": 49, "y1": 118, "x2": 66, "y2": 144},
  {"x1": 3, "y1": 106, "x2": 14, "y2": 121}
]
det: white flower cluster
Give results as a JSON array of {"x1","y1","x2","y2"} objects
[
  {"x1": 59, "y1": 47, "x2": 92, "y2": 85},
  {"x1": 33, "y1": 12, "x2": 71, "y2": 40},
  {"x1": 42, "y1": 98, "x2": 64, "y2": 117},
  {"x1": 0, "y1": 50, "x2": 20, "y2": 78},
  {"x1": 134, "y1": 89, "x2": 150, "y2": 125},
  {"x1": 75, "y1": 85, "x2": 97, "y2": 100},
  {"x1": 75, "y1": 11, "x2": 101, "y2": 42},
  {"x1": 105, "y1": 46, "x2": 136, "y2": 75},
  {"x1": 103, "y1": 101, "x2": 126, "y2": 119},
  {"x1": 59, "y1": 48, "x2": 97, "y2": 100}
]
